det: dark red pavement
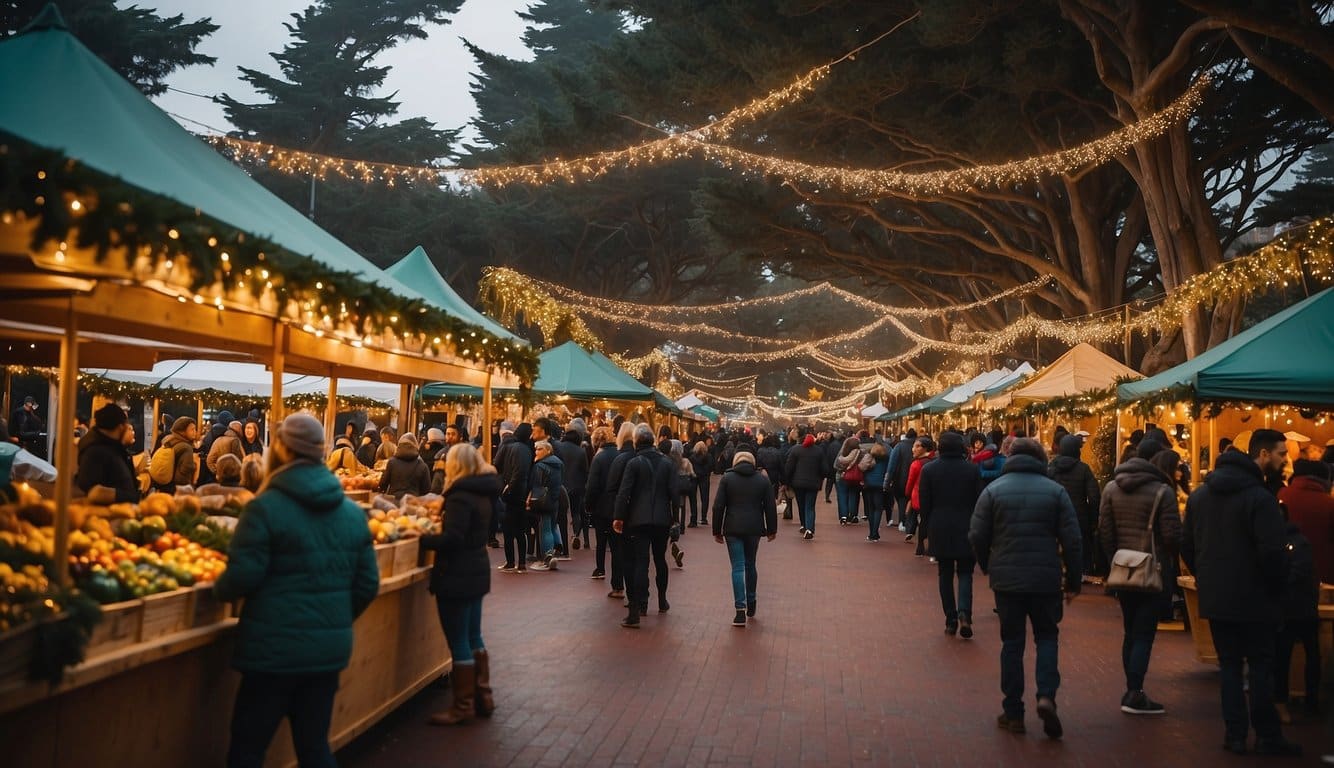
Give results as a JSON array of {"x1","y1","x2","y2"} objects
[{"x1": 339, "y1": 484, "x2": 1327, "y2": 767}]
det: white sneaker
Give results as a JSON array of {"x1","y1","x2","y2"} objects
[
  {"x1": 898, "y1": 523, "x2": 907, "y2": 532},
  {"x1": 530, "y1": 562, "x2": 551, "y2": 571}
]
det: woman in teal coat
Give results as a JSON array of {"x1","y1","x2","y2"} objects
[{"x1": 215, "y1": 413, "x2": 380, "y2": 768}]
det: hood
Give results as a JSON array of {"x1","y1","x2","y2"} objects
[
  {"x1": 729, "y1": 462, "x2": 757, "y2": 477},
  {"x1": 1058, "y1": 434, "x2": 1084, "y2": 458},
  {"x1": 1289, "y1": 474, "x2": 1332, "y2": 495},
  {"x1": 394, "y1": 443, "x2": 420, "y2": 461},
  {"x1": 264, "y1": 461, "x2": 346, "y2": 512},
  {"x1": 1112, "y1": 457, "x2": 1169, "y2": 491},
  {"x1": 1001, "y1": 453, "x2": 1047, "y2": 475},
  {"x1": 513, "y1": 423, "x2": 533, "y2": 445},
  {"x1": 538, "y1": 454, "x2": 564, "y2": 470},
  {"x1": 447, "y1": 473, "x2": 502, "y2": 497},
  {"x1": 1050, "y1": 455, "x2": 1080, "y2": 473},
  {"x1": 1204, "y1": 450, "x2": 1264, "y2": 494}
]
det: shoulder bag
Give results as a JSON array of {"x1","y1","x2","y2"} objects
[{"x1": 1106, "y1": 485, "x2": 1170, "y2": 592}]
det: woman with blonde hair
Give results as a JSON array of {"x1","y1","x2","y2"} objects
[
  {"x1": 585, "y1": 425, "x2": 619, "y2": 580},
  {"x1": 421, "y1": 443, "x2": 502, "y2": 725}
]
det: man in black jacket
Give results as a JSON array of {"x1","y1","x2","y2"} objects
[
  {"x1": 712, "y1": 451, "x2": 778, "y2": 627},
  {"x1": 785, "y1": 434, "x2": 826, "y2": 540},
  {"x1": 613, "y1": 425, "x2": 675, "y2": 627},
  {"x1": 75, "y1": 403, "x2": 141, "y2": 504},
  {"x1": 920, "y1": 432, "x2": 982, "y2": 638},
  {"x1": 1182, "y1": 429, "x2": 1300, "y2": 757},
  {"x1": 886, "y1": 428, "x2": 917, "y2": 528},
  {"x1": 1049, "y1": 433, "x2": 1101, "y2": 581},
  {"x1": 494, "y1": 422, "x2": 533, "y2": 573}
]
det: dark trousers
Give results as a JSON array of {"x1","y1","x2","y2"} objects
[
  {"x1": 682, "y1": 485, "x2": 697, "y2": 527},
  {"x1": 937, "y1": 557, "x2": 975, "y2": 621},
  {"x1": 694, "y1": 477, "x2": 710, "y2": 523},
  {"x1": 567, "y1": 489, "x2": 586, "y2": 546},
  {"x1": 1275, "y1": 617, "x2": 1321, "y2": 707},
  {"x1": 1116, "y1": 590, "x2": 1162, "y2": 692},
  {"x1": 228, "y1": 670, "x2": 340, "y2": 768},
  {"x1": 994, "y1": 592, "x2": 1063, "y2": 719},
  {"x1": 913, "y1": 507, "x2": 930, "y2": 555},
  {"x1": 502, "y1": 514, "x2": 527, "y2": 569},
  {"x1": 893, "y1": 492, "x2": 908, "y2": 527},
  {"x1": 823, "y1": 475, "x2": 835, "y2": 502},
  {"x1": 1210, "y1": 619, "x2": 1283, "y2": 743},
  {"x1": 862, "y1": 487, "x2": 885, "y2": 538},
  {"x1": 625, "y1": 526, "x2": 669, "y2": 609}
]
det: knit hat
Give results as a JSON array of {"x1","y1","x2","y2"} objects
[
  {"x1": 426, "y1": 427, "x2": 446, "y2": 443},
  {"x1": 398, "y1": 432, "x2": 418, "y2": 448},
  {"x1": 1059, "y1": 433, "x2": 1085, "y2": 458},
  {"x1": 567, "y1": 417, "x2": 587, "y2": 437},
  {"x1": 499, "y1": 421, "x2": 516, "y2": 435},
  {"x1": 93, "y1": 403, "x2": 128, "y2": 430},
  {"x1": 277, "y1": 413, "x2": 325, "y2": 462},
  {"x1": 171, "y1": 416, "x2": 196, "y2": 436},
  {"x1": 802, "y1": 434, "x2": 815, "y2": 448},
  {"x1": 732, "y1": 451, "x2": 756, "y2": 466},
  {"x1": 215, "y1": 410, "x2": 234, "y2": 425},
  {"x1": 1136, "y1": 438, "x2": 1167, "y2": 460}
]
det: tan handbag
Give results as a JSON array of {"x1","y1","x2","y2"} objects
[{"x1": 1106, "y1": 486, "x2": 1170, "y2": 592}]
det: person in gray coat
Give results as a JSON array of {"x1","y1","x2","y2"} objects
[
  {"x1": 969, "y1": 438, "x2": 1082, "y2": 741},
  {"x1": 712, "y1": 451, "x2": 778, "y2": 627}
]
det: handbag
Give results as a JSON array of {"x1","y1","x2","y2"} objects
[
  {"x1": 1106, "y1": 486, "x2": 1170, "y2": 593},
  {"x1": 841, "y1": 451, "x2": 865, "y2": 487}
]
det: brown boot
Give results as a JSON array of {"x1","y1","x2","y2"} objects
[
  {"x1": 473, "y1": 650, "x2": 495, "y2": 718},
  {"x1": 428, "y1": 663, "x2": 476, "y2": 725}
]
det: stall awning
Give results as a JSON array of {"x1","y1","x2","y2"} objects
[
  {"x1": 1118, "y1": 287, "x2": 1334, "y2": 408},
  {"x1": 420, "y1": 341, "x2": 654, "y2": 402},
  {"x1": 861, "y1": 403, "x2": 889, "y2": 419},
  {"x1": 1008, "y1": 343, "x2": 1140, "y2": 406},
  {"x1": 95, "y1": 359, "x2": 401, "y2": 406},
  {"x1": 386, "y1": 246, "x2": 524, "y2": 345},
  {"x1": 691, "y1": 404, "x2": 721, "y2": 423},
  {"x1": 653, "y1": 390, "x2": 684, "y2": 416}
]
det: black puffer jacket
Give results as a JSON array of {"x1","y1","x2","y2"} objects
[
  {"x1": 379, "y1": 443, "x2": 430, "y2": 499},
  {"x1": 757, "y1": 444, "x2": 785, "y2": 485},
  {"x1": 420, "y1": 473, "x2": 498, "y2": 599},
  {"x1": 585, "y1": 443, "x2": 620, "y2": 521},
  {"x1": 712, "y1": 462, "x2": 778, "y2": 538},
  {"x1": 784, "y1": 442, "x2": 826, "y2": 491},
  {"x1": 821, "y1": 438, "x2": 841, "y2": 479},
  {"x1": 75, "y1": 429, "x2": 140, "y2": 503},
  {"x1": 1048, "y1": 436, "x2": 1099, "y2": 524},
  {"x1": 921, "y1": 446, "x2": 982, "y2": 560},
  {"x1": 554, "y1": 433, "x2": 589, "y2": 492},
  {"x1": 688, "y1": 448, "x2": 713, "y2": 482},
  {"x1": 969, "y1": 454, "x2": 1082, "y2": 594},
  {"x1": 1182, "y1": 450, "x2": 1287, "y2": 622},
  {"x1": 614, "y1": 446, "x2": 674, "y2": 529},
  {"x1": 1097, "y1": 458, "x2": 1181, "y2": 565}
]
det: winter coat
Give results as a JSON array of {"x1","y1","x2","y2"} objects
[
  {"x1": 614, "y1": 446, "x2": 674, "y2": 529},
  {"x1": 420, "y1": 473, "x2": 498, "y2": 600},
  {"x1": 326, "y1": 437, "x2": 363, "y2": 474},
  {"x1": 206, "y1": 429, "x2": 244, "y2": 476},
  {"x1": 969, "y1": 453, "x2": 1083, "y2": 594},
  {"x1": 375, "y1": 439, "x2": 397, "y2": 465},
  {"x1": 214, "y1": 460, "x2": 379, "y2": 674},
  {"x1": 977, "y1": 450, "x2": 1006, "y2": 485},
  {"x1": 379, "y1": 443, "x2": 430, "y2": 499},
  {"x1": 494, "y1": 430, "x2": 534, "y2": 527},
  {"x1": 921, "y1": 450, "x2": 982, "y2": 560},
  {"x1": 888, "y1": 439, "x2": 915, "y2": 492},
  {"x1": 161, "y1": 433, "x2": 197, "y2": 488},
  {"x1": 1279, "y1": 475, "x2": 1334, "y2": 585},
  {"x1": 688, "y1": 449, "x2": 713, "y2": 483},
  {"x1": 585, "y1": 444, "x2": 621, "y2": 521},
  {"x1": 355, "y1": 435, "x2": 380, "y2": 469},
  {"x1": 863, "y1": 453, "x2": 890, "y2": 490},
  {"x1": 712, "y1": 462, "x2": 778, "y2": 538},
  {"x1": 196, "y1": 422, "x2": 227, "y2": 485},
  {"x1": 757, "y1": 444, "x2": 785, "y2": 486},
  {"x1": 1049, "y1": 455, "x2": 1099, "y2": 525},
  {"x1": 906, "y1": 453, "x2": 935, "y2": 510},
  {"x1": 1097, "y1": 459, "x2": 1182, "y2": 574},
  {"x1": 75, "y1": 429, "x2": 140, "y2": 503},
  {"x1": 784, "y1": 442, "x2": 826, "y2": 491},
  {"x1": 604, "y1": 444, "x2": 638, "y2": 515},
  {"x1": 554, "y1": 433, "x2": 589, "y2": 492},
  {"x1": 821, "y1": 438, "x2": 841, "y2": 479},
  {"x1": 1182, "y1": 450, "x2": 1288, "y2": 623},
  {"x1": 1282, "y1": 523, "x2": 1319, "y2": 620},
  {"x1": 527, "y1": 454, "x2": 564, "y2": 515}
]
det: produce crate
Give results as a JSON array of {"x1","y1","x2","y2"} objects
[
  {"x1": 188, "y1": 583, "x2": 228, "y2": 628},
  {"x1": 140, "y1": 588, "x2": 193, "y2": 641},
  {"x1": 392, "y1": 538, "x2": 421, "y2": 576},
  {"x1": 85, "y1": 599, "x2": 144, "y2": 659},
  {"x1": 0, "y1": 619, "x2": 40, "y2": 691},
  {"x1": 418, "y1": 546, "x2": 435, "y2": 568},
  {"x1": 346, "y1": 489, "x2": 372, "y2": 504},
  {"x1": 374, "y1": 543, "x2": 395, "y2": 580}
]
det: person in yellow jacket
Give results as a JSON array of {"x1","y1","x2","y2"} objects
[{"x1": 326, "y1": 435, "x2": 364, "y2": 473}]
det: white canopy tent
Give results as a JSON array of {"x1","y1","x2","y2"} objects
[
  {"x1": 942, "y1": 367, "x2": 1015, "y2": 405},
  {"x1": 861, "y1": 403, "x2": 889, "y2": 419},
  {"x1": 674, "y1": 392, "x2": 705, "y2": 410},
  {"x1": 95, "y1": 359, "x2": 401, "y2": 405}
]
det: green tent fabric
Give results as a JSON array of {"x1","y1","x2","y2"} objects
[
  {"x1": 652, "y1": 390, "x2": 684, "y2": 416},
  {"x1": 0, "y1": 13, "x2": 460, "y2": 328},
  {"x1": 418, "y1": 382, "x2": 491, "y2": 400},
  {"x1": 1118, "y1": 287, "x2": 1334, "y2": 408},
  {"x1": 422, "y1": 342, "x2": 653, "y2": 401},
  {"x1": 386, "y1": 246, "x2": 524, "y2": 344},
  {"x1": 691, "y1": 404, "x2": 721, "y2": 423}
]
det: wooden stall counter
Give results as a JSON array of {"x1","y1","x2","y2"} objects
[
  {"x1": 1177, "y1": 575, "x2": 1219, "y2": 665},
  {"x1": 0, "y1": 565, "x2": 449, "y2": 768}
]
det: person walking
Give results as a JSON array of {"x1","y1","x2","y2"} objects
[
  {"x1": 1182, "y1": 428, "x2": 1302, "y2": 756},
  {"x1": 969, "y1": 437, "x2": 1082, "y2": 740},
  {"x1": 422, "y1": 443, "x2": 501, "y2": 726},
  {"x1": 887, "y1": 428, "x2": 917, "y2": 529},
  {"x1": 905, "y1": 436, "x2": 936, "y2": 553},
  {"x1": 821, "y1": 431, "x2": 840, "y2": 504},
  {"x1": 712, "y1": 451, "x2": 778, "y2": 627},
  {"x1": 527, "y1": 439, "x2": 564, "y2": 571},
  {"x1": 585, "y1": 426, "x2": 619, "y2": 580},
  {"x1": 1098, "y1": 438, "x2": 1181, "y2": 716},
  {"x1": 494, "y1": 423, "x2": 533, "y2": 574},
  {"x1": 555, "y1": 420, "x2": 589, "y2": 553},
  {"x1": 601, "y1": 422, "x2": 640, "y2": 598},
  {"x1": 688, "y1": 440, "x2": 714, "y2": 527},
  {"x1": 214, "y1": 413, "x2": 379, "y2": 767},
  {"x1": 861, "y1": 442, "x2": 890, "y2": 542},
  {"x1": 1049, "y1": 433, "x2": 1101, "y2": 582},
  {"x1": 613, "y1": 425, "x2": 675, "y2": 627},
  {"x1": 833, "y1": 436, "x2": 865, "y2": 525},
  {"x1": 920, "y1": 432, "x2": 981, "y2": 637},
  {"x1": 785, "y1": 434, "x2": 826, "y2": 540}
]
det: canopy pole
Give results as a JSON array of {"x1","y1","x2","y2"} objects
[
  {"x1": 195, "y1": 399, "x2": 204, "y2": 433},
  {"x1": 1208, "y1": 415, "x2": 1217, "y2": 473},
  {"x1": 1, "y1": 366, "x2": 10, "y2": 427},
  {"x1": 52, "y1": 304, "x2": 78, "y2": 588},
  {"x1": 270, "y1": 324, "x2": 286, "y2": 426},
  {"x1": 46, "y1": 377, "x2": 58, "y2": 460},
  {"x1": 397, "y1": 383, "x2": 411, "y2": 435},
  {"x1": 1190, "y1": 413, "x2": 1202, "y2": 487},
  {"x1": 482, "y1": 373, "x2": 493, "y2": 460},
  {"x1": 151, "y1": 398, "x2": 161, "y2": 451},
  {"x1": 324, "y1": 377, "x2": 339, "y2": 448}
]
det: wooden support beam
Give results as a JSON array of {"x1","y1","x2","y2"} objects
[
  {"x1": 270, "y1": 323, "x2": 286, "y2": 426},
  {"x1": 52, "y1": 304, "x2": 78, "y2": 588},
  {"x1": 324, "y1": 377, "x2": 339, "y2": 448},
  {"x1": 482, "y1": 374, "x2": 493, "y2": 460}
]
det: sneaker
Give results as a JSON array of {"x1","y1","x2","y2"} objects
[
  {"x1": 1121, "y1": 690, "x2": 1165, "y2": 715},
  {"x1": 1036, "y1": 697, "x2": 1062, "y2": 740},
  {"x1": 898, "y1": 523, "x2": 907, "y2": 532},
  {"x1": 959, "y1": 615, "x2": 973, "y2": 639},
  {"x1": 572, "y1": 538, "x2": 581, "y2": 550},
  {"x1": 590, "y1": 569, "x2": 606, "y2": 579},
  {"x1": 803, "y1": 531, "x2": 813, "y2": 540},
  {"x1": 608, "y1": 589, "x2": 625, "y2": 598},
  {"x1": 498, "y1": 563, "x2": 516, "y2": 572},
  {"x1": 545, "y1": 556, "x2": 559, "y2": 571},
  {"x1": 530, "y1": 561, "x2": 551, "y2": 572},
  {"x1": 622, "y1": 613, "x2": 640, "y2": 629},
  {"x1": 1253, "y1": 739, "x2": 1303, "y2": 757},
  {"x1": 996, "y1": 714, "x2": 1025, "y2": 734},
  {"x1": 672, "y1": 547, "x2": 685, "y2": 568},
  {"x1": 732, "y1": 610, "x2": 747, "y2": 627},
  {"x1": 747, "y1": 600, "x2": 756, "y2": 618},
  {"x1": 799, "y1": 527, "x2": 808, "y2": 536},
  {"x1": 904, "y1": 534, "x2": 914, "y2": 543}
]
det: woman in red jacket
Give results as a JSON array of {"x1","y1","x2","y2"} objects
[{"x1": 904, "y1": 436, "x2": 936, "y2": 555}]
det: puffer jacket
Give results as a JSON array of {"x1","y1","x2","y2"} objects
[
  {"x1": 888, "y1": 438, "x2": 915, "y2": 491},
  {"x1": 554, "y1": 432, "x2": 589, "y2": 492},
  {"x1": 784, "y1": 442, "x2": 826, "y2": 491},
  {"x1": 1049, "y1": 449, "x2": 1099, "y2": 526},
  {"x1": 712, "y1": 461, "x2": 778, "y2": 538},
  {"x1": 494, "y1": 428, "x2": 533, "y2": 527},
  {"x1": 528, "y1": 453, "x2": 564, "y2": 514},
  {"x1": 585, "y1": 443, "x2": 620, "y2": 521},
  {"x1": 1279, "y1": 475, "x2": 1334, "y2": 584},
  {"x1": 75, "y1": 429, "x2": 140, "y2": 503},
  {"x1": 614, "y1": 446, "x2": 674, "y2": 529},
  {"x1": 206, "y1": 428, "x2": 244, "y2": 476},
  {"x1": 379, "y1": 443, "x2": 430, "y2": 499},
  {"x1": 906, "y1": 452, "x2": 935, "y2": 510},
  {"x1": 688, "y1": 448, "x2": 713, "y2": 482},
  {"x1": 921, "y1": 447, "x2": 982, "y2": 560},
  {"x1": 603, "y1": 443, "x2": 638, "y2": 515},
  {"x1": 1182, "y1": 450, "x2": 1287, "y2": 622},
  {"x1": 420, "y1": 473, "x2": 498, "y2": 600},
  {"x1": 1097, "y1": 458, "x2": 1181, "y2": 566},
  {"x1": 863, "y1": 453, "x2": 890, "y2": 490},
  {"x1": 756, "y1": 444, "x2": 785, "y2": 485},
  {"x1": 215, "y1": 460, "x2": 379, "y2": 674},
  {"x1": 969, "y1": 453, "x2": 1082, "y2": 594}
]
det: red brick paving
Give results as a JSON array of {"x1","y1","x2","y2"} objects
[{"x1": 339, "y1": 481, "x2": 1327, "y2": 767}]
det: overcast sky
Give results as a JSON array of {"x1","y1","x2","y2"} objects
[{"x1": 148, "y1": 0, "x2": 534, "y2": 143}]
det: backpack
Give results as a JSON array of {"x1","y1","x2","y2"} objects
[{"x1": 149, "y1": 444, "x2": 177, "y2": 485}]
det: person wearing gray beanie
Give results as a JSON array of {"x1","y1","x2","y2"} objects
[{"x1": 276, "y1": 412, "x2": 326, "y2": 463}]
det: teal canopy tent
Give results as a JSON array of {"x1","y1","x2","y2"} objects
[
  {"x1": 1117, "y1": 288, "x2": 1334, "y2": 408},
  {"x1": 691, "y1": 404, "x2": 722, "y2": 423},
  {"x1": 386, "y1": 246, "x2": 524, "y2": 345},
  {"x1": 421, "y1": 341, "x2": 654, "y2": 402},
  {"x1": 653, "y1": 390, "x2": 684, "y2": 416}
]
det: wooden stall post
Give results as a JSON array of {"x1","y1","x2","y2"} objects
[
  {"x1": 482, "y1": 373, "x2": 493, "y2": 459},
  {"x1": 270, "y1": 324, "x2": 286, "y2": 425},
  {"x1": 46, "y1": 377, "x2": 58, "y2": 461},
  {"x1": 150, "y1": 398, "x2": 161, "y2": 452},
  {"x1": 52, "y1": 306, "x2": 78, "y2": 587},
  {"x1": 1, "y1": 366, "x2": 10, "y2": 429},
  {"x1": 1208, "y1": 416, "x2": 1217, "y2": 471},
  {"x1": 397, "y1": 383, "x2": 411, "y2": 435},
  {"x1": 324, "y1": 377, "x2": 339, "y2": 448},
  {"x1": 1190, "y1": 414, "x2": 1203, "y2": 486},
  {"x1": 195, "y1": 399, "x2": 203, "y2": 432}
]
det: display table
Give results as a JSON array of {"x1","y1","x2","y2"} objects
[
  {"x1": 0, "y1": 565, "x2": 449, "y2": 768},
  {"x1": 1177, "y1": 575, "x2": 1218, "y2": 665}
]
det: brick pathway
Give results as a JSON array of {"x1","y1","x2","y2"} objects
[{"x1": 339, "y1": 483, "x2": 1327, "y2": 767}]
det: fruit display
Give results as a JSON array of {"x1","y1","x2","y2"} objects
[
  {"x1": 365, "y1": 494, "x2": 441, "y2": 543},
  {"x1": 338, "y1": 470, "x2": 382, "y2": 491},
  {"x1": 69, "y1": 519, "x2": 228, "y2": 601}
]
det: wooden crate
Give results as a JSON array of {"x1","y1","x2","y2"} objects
[
  {"x1": 418, "y1": 545, "x2": 435, "y2": 568},
  {"x1": 189, "y1": 583, "x2": 228, "y2": 628},
  {"x1": 345, "y1": 489, "x2": 372, "y2": 504},
  {"x1": 140, "y1": 588, "x2": 193, "y2": 641},
  {"x1": 0, "y1": 619, "x2": 40, "y2": 691},
  {"x1": 374, "y1": 543, "x2": 395, "y2": 580},
  {"x1": 1177, "y1": 576, "x2": 1218, "y2": 665},
  {"x1": 85, "y1": 599, "x2": 144, "y2": 659},
  {"x1": 392, "y1": 538, "x2": 420, "y2": 576}
]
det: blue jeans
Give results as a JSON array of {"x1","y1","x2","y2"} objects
[
  {"x1": 795, "y1": 488, "x2": 818, "y2": 532},
  {"x1": 538, "y1": 513, "x2": 561, "y2": 555},
  {"x1": 227, "y1": 670, "x2": 339, "y2": 768},
  {"x1": 995, "y1": 592, "x2": 1063, "y2": 718},
  {"x1": 937, "y1": 558, "x2": 975, "y2": 621},
  {"x1": 861, "y1": 487, "x2": 885, "y2": 538},
  {"x1": 836, "y1": 479, "x2": 860, "y2": 521},
  {"x1": 435, "y1": 595, "x2": 485, "y2": 664},
  {"x1": 726, "y1": 536, "x2": 760, "y2": 609}
]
